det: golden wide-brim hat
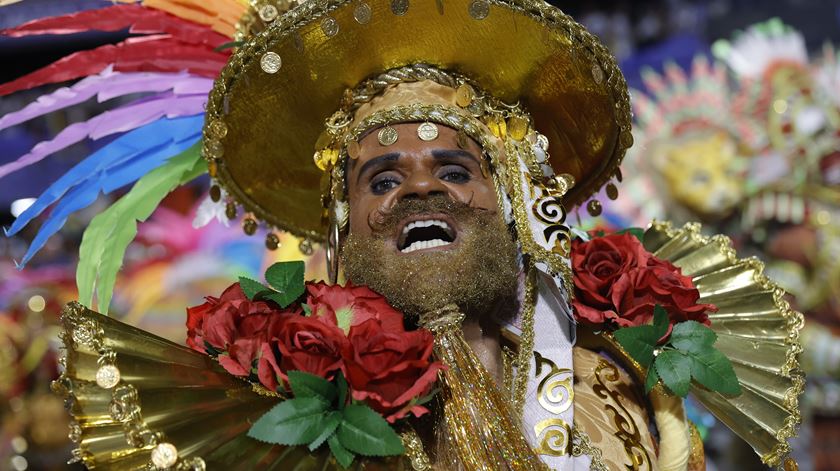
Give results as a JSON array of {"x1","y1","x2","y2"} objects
[{"x1": 204, "y1": 0, "x2": 632, "y2": 241}]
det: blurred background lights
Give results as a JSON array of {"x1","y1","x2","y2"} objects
[
  {"x1": 27, "y1": 295, "x2": 45, "y2": 313},
  {"x1": 10, "y1": 455, "x2": 27, "y2": 471},
  {"x1": 10, "y1": 436, "x2": 27, "y2": 454}
]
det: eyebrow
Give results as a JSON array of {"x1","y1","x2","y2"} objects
[
  {"x1": 430, "y1": 149, "x2": 481, "y2": 165},
  {"x1": 355, "y1": 152, "x2": 400, "y2": 184},
  {"x1": 353, "y1": 149, "x2": 483, "y2": 184}
]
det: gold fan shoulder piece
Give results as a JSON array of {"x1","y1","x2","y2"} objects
[
  {"x1": 51, "y1": 302, "x2": 415, "y2": 470},
  {"x1": 581, "y1": 221, "x2": 804, "y2": 468}
]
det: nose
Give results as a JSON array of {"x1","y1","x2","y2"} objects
[{"x1": 398, "y1": 170, "x2": 447, "y2": 200}]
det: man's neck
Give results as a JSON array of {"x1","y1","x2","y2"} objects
[{"x1": 461, "y1": 314, "x2": 504, "y2": 386}]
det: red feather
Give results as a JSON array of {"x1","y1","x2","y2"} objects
[
  {"x1": 2, "y1": 4, "x2": 230, "y2": 48},
  {"x1": 0, "y1": 35, "x2": 226, "y2": 96},
  {"x1": 0, "y1": 4, "x2": 233, "y2": 96}
]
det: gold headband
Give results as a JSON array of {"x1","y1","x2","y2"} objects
[{"x1": 313, "y1": 65, "x2": 556, "y2": 218}]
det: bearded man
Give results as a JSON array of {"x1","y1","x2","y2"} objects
[{"x1": 1, "y1": 0, "x2": 803, "y2": 469}]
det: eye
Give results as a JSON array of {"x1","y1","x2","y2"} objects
[
  {"x1": 439, "y1": 165, "x2": 471, "y2": 184},
  {"x1": 370, "y1": 173, "x2": 401, "y2": 195}
]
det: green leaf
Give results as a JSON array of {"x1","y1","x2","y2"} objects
[
  {"x1": 76, "y1": 145, "x2": 204, "y2": 313},
  {"x1": 239, "y1": 277, "x2": 272, "y2": 300},
  {"x1": 414, "y1": 388, "x2": 441, "y2": 407},
  {"x1": 617, "y1": 227, "x2": 645, "y2": 242},
  {"x1": 337, "y1": 371, "x2": 348, "y2": 410},
  {"x1": 644, "y1": 367, "x2": 659, "y2": 394},
  {"x1": 328, "y1": 434, "x2": 356, "y2": 468},
  {"x1": 287, "y1": 370, "x2": 337, "y2": 403},
  {"x1": 264, "y1": 261, "x2": 305, "y2": 307},
  {"x1": 613, "y1": 325, "x2": 659, "y2": 367},
  {"x1": 336, "y1": 404, "x2": 405, "y2": 456},
  {"x1": 654, "y1": 350, "x2": 692, "y2": 397},
  {"x1": 670, "y1": 321, "x2": 717, "y2": 353},
  {"x1": 203, "y1": 340, "x2": 222, "y2": 356},
  {"x1": 686, "y1": 349, "x2": 742, "y2": 396},
  {"x1": 302, "y1": 303, "x2": 313, "y2": 316},
  {"x1": 614, "y1": 305, "x2": 672, "y2": 367},
  {"x1": 652, "y1": 305, "x2": 670, "y2": 339},
  {"x1": 308, "y1": 411, "x2": 342, "y2": 451},
  {"x1": 247, "y1": 397, "x2": 329, "y2": 445}
]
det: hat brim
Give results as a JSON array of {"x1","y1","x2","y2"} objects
[{"x1": 206, "y1": 0, "x2": 631, "y2": 241}]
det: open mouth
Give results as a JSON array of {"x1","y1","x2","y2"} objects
[{"x1": 397, "y1": 218, "x2": 457, "y2": 253}]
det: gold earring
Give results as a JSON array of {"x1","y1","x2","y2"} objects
[
  {"x1": 326, "y1": 219, "x2": 340, "y2": 284},
  {"x1": 326, "y1": 200, "x2": 348, "y2": 284}
]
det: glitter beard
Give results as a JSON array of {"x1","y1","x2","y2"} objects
[{"x1": 340, "y1": 196, "x2": 519, "y2": 321}]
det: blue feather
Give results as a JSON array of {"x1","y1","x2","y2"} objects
[
  {"x1": 16, "y1": 183, "x2": 101, "y2": 267},
  {"x1": 6, "y1": 114, "x2": 204, "y2": 267},
  {"x1": 5, "y1": 115, "x2": 203, "y2": 237}
]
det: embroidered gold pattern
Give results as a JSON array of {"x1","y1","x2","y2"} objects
[
  {"x1": 400, "y1": 428, "x2": 433, "y2": 470},
  {"x1": 533, "y1": 351, "x2": 573, "y2": 415},
  {"x1": 592, "y1": 359, "x2": 652, "y2": 471},
  {"x1": 534, "y1": 418, "x2": 572, "y2": 456}
]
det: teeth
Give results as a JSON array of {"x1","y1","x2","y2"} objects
[
  {"x1": 401, "y1": 239, "x2": 451, "y2": 253},
  {"x1": 402, "y1": 219, "x2": 451, "y2": 235}
]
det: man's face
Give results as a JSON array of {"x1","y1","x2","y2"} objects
[{"x1": 341, "y1": 123, "x2": 519, "y2": 319}]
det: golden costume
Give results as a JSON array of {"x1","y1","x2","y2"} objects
[{"x1": 0, "y1": 0, "x2": 804, "y2": 469}]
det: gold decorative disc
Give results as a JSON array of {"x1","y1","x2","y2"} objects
[
  {"x1": 417, "y1": 122, "x2": 439, "y2": 141},
  {"x1": 354, "y1": 2, "x2": 372, "y2": 23},
  {"x1": 378, "y1": 126, "x2": 399, "y2": 146}
]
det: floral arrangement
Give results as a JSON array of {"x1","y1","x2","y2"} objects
[
  {"x1": 186, "y1": 261, "x2": 444, "y2": 467},
  {"x1": 570, "y1": 231, "x2": 741, "y2": 397}
]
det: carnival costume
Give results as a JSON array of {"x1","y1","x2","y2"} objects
[{"x1": 0, "y1": 1, "x2": 804, "y2": 470}]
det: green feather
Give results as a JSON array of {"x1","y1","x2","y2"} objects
[{"x1": 76, "y1": 144, "x2": 205, "y2": 314}]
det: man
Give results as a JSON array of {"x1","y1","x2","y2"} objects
[
  {"x1": 3, "y1": 0, "x2": 801, "y2": 469},
  {"x1": 338, "y1": 119, "x2": 673, "y2": 469}
]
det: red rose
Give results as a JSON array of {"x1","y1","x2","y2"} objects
[
  {"x1": 186, "y1": 298, "x2": 215, "y2": 351},
  {"x1": 608, "y1": 265, "x2": 716, "y2": 329},
  {"x1": 306, "y1": 282, "x2": 405, "y2": 333},
  {"x1": 571, "y1": 234, "x2": 717, "y2": 331},
  {"x1": 571, "y1": 233, "x2": 651, "y2": 310},
  {"x1": 342, "y1": 318, "x2": 444, "y2": 423},
  {"x1": 218, "y1": 337, "x2": 262, "y2": 376},
  {"x1": 186, "y1": 283, "x2": 288, "y2": 350},
  {"x1": 187, "y1": 283, "x2": 288, "y2": 352},
  {"x1": 259, "y1": 315, "x2": 350, "y2": 392},
  {"x1": 185, "y1": 283, "x2": 293, "y2": 378}
]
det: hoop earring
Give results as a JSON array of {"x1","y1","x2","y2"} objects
[{"x1": 326, "y1": 218, "x2": 340, "y2": 284}]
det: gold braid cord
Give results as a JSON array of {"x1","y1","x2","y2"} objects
[
  {"x1": 419, "y1": 306, "x2": 547, "y2": 470},
  {"x1": 347, "y1": 64, "x2": 460, "y2": 110},
  {"x1": 570, "y1": 426, "x2": 608, "y2": 471},
  {"x1": 510, "y1": 264, "x2": 539, "y2": 415}
]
